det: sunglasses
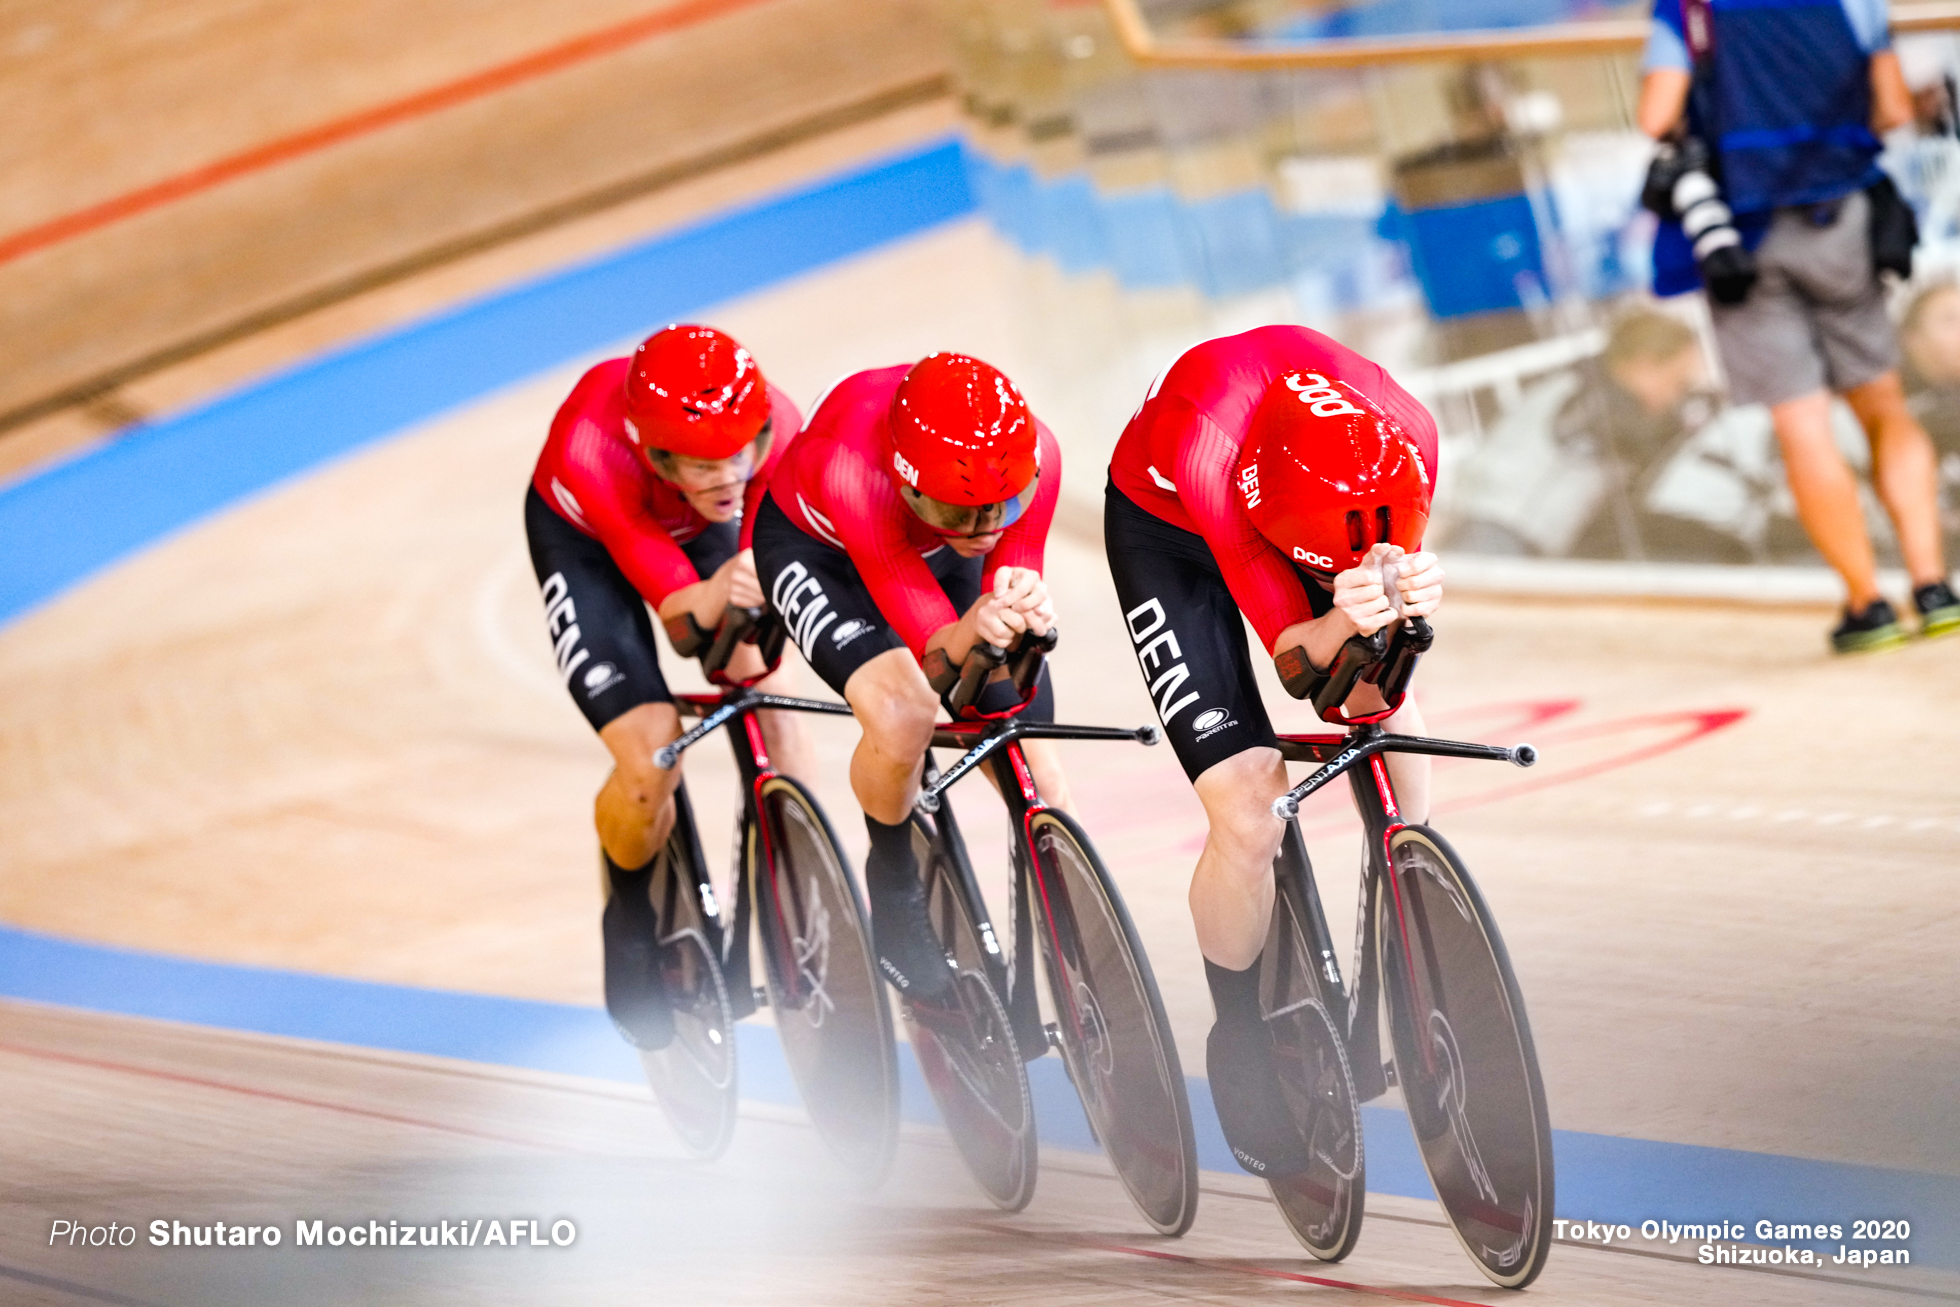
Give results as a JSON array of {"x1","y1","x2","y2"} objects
[{"x1": 899, "y1": 471, "x2": 1040, "y2": 537}]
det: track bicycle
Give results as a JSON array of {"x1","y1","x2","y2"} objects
[
  {"x1": 638, "y1": 607, "x2": 900, "y2": 1180},
  {"x1": 903, "y1": 629, "x2": 1200, "y2": 1234},
  {"x1": 1256, "y1": 606, "x2": 1554, "y2": 1288}
]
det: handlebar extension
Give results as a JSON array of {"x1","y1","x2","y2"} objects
[
  {"x1": 931, "y1": 627, "x2": 1058, "y2": 719},
  {"x1": 702, "y1": 606, "x2": 760, "y2": 677},
  {"x1": 1275, "y1": 628, "x2": 1388, "y2": 713},
  {"x1": 1274, "y1": 615, "x2": 1434, "y2": 725}
]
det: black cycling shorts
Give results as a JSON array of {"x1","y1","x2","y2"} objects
[
  {"x1": 751, "y1": 493, "x2": 1054, "y2": 719},
  {"x1": 523, "y1": 485, "x2": 739, "y2": 732},
  {"x1": 1104, "y1": 481, "x2": 1331, "y2": 781}
]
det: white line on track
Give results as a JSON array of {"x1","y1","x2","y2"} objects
[
  {"x1": 1637, "y1": 801, "x2": 1957, "y2": 832},
  {"x1": 474, "y1": 547, "x2": 563, "y2": 699}
]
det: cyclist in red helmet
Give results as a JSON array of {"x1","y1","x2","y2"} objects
[
  {"x1": 1105, "y1": 324, "x2": 1443, "y2": 1178},
  {"x1": 752, "y1": 352, "x2": 1065, "y2": 1006},
  {"x1": 526, "y1": 323, "x2": 811, "y2": 1049}
]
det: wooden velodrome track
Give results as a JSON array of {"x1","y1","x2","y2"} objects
[{"x1": 4, "y1": 4, "x2": 1960, "y2": 1304}]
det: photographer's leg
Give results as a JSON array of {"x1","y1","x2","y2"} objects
[
  {"x1": 1844, "y1": 371, "x2": 1948, "y2": 586},
  {"x1": 1770, "y1": 389, "x2": 1881, "y2": 607}
]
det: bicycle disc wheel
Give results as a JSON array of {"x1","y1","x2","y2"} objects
[
  {"x1": 1263, "y1": 883, "x2": 1365, "y2": 1261},
  {"x1": 1376, "y1": 825, "x2": 1553, "y2": 1289},
  {"x1": 1027, "y1": 809, "x2": 1197, "y2": 1235},
  {"x1": 637, "y1": 786, "x2": 738, "y2": 1159},
  {"x1": 907, "y1": 820, "x2": 1036, "y2": 1210},
  {"x1": 752, "y1": 776, "x2": 899, "y2": 1184}
]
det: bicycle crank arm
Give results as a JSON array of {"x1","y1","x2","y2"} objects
[{"x1": 654, "y1": 699, "x2": 745, "y2": 770}]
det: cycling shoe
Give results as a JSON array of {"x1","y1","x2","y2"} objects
[
  {"x1": 864, "y1": 866, "x2": 956, "y2": 1005},
  {"x1": 1207, "y1": 1013, "x2": 1314, "y2": 1178},
  {"x1": 602, "y1": 859, "x2": 674, "y2": 1051}
]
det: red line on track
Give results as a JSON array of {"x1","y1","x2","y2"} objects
[
  {"x1": 978, "y1": 1224, "x2": 1496, "y2": 1306},
  {"x1": 0, "y1": 0, "x2": 778, "y2": 267},
  {"x1": 0, "y1": 1038, "x2": 573, "y2": 1153}
]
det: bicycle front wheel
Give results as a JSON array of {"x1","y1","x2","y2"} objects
[
  {"x1": 752, "y1": 776, "x2": 899, "y2": 1184},
  {"x1": 637, "y1": 784, "x2": 738, "y2": 1160},
  {"x1": 1027, "y1": 809, "x2": 1197, "y2": 1235},
  {"x1": 1263, "y1": 878, "x2": 1365, "y2": 1260},
  {"x1": 908, "y1": 817, "x2": 1036, "y2": 1211},
  {"x1": 1376, "y1": 825, "x2": 1553, "y2": 1289}
]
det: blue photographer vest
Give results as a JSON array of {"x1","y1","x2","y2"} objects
[{"x1": 1652, "y1": 0, "x2": 1884, "y2": 295}]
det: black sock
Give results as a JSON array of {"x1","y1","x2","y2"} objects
[
  {"x1": 1205, "y1": 958, "x2": 1262, "y2": 1025},
  {"x1": 863, "y1": 814, "x2": 919, "y2": 890},
  {"x1": 604, "y1": 851, "x2": 658, "y2": 926}
]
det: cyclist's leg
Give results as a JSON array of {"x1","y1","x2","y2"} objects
[
  {"x1": 1103, "y1": 483, "x2": 1288, "y2": 965},
  {"x1": 1106, "y1": 483, "x2": 1314, "y2": 1175},
  {"x1": 595, "y1": 705, "x2": 684, "y2": 868},
  {"x1": 526, "y1": 487, "x2": 684, "y2": 1044},
  {"x1": 528, "y1": 487, "x2": 685, "y2": 859},
  {"x1": 1190, "y1": 749, "x2": 1288, "y2": 967},
  {"x1": 752, "y1": 496, "x2": 953, "y2": 1001}
]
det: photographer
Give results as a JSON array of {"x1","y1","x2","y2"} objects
[{"x1": 1639, "y1": 0, "x2": 1959, "y2": 649}]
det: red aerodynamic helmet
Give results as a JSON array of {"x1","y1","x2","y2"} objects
[
  {"x1": 1236, "y1": 368, "x2": 1432, "y2": 577},
  {"x1": 888, "y1": 353, "x2": 1040, "y2": 535},
  {"x1": 621, "y1": 324, "x2": 771, "y2": 460}
]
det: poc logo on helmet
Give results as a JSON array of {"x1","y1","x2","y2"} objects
[
  {"x1": 892, "y1": 450, "x2": 921, "y2": 487},
  {"x1": 1294, "y1": 546, "x2": 1335, "y2": 569},
  {"x1": 1285, "y1": 371, "x2": 1361, "y2": 419}
]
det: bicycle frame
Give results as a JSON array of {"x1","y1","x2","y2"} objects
[
  {"x1": 918, "y1": 709, "x2": 1159, "y2": 1059},
  {"x1": 1267, "y1": 697, "x2": 1535, "y2": 1100},
  {"x1": 664, "y1": 680, "x2": 854, "y2": 1013}
]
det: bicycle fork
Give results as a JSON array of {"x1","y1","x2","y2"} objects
[
  {"x1": 919, "y1": 754, "x2": 1046, "y2": 1063},
  {"x1": 1275, "y1": 815, "x2": 1386, "y2": 1105}
]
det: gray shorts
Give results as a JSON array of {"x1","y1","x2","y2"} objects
[{"x1": 1709, "y1": 188, "x2": 1899, "y2": 408}]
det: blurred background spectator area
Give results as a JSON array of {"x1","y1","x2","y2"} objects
[
  {"x1": 947, "y1": 0, "x2": 1960, "y2": 570},
  {"x1": 8, "y1": 0, "x2": 1960, "y2": 570}
]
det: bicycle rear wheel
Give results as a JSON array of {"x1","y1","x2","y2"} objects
[
  {"x1": 1376, "y1": 825, "x2": 1553, "y2": 1289},
  {"x1": 1262, "y1": 875, "x2": 1365, "y2": 1261},
  {"x1": 907, "y1": 816, "x2": 1036, "y2": 1211},
  {"x1": 637, "y1": 782, "x2": 738, "y2": 1160},
  {"x1": 1027, "y1": 809, "x2": 1197, "y2": 1235},
  {"x1": 752, "y1": 775, "x2": 899, "y2": 1184}
]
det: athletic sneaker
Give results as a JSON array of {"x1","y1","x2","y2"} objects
[
  {"x1": 1829, "y1": 598, "x2": 1908, "y2": 654},
  {"x1": 1206, "y1": 1013, "x2": 1314, "y2": 1179},
  {"x1": 1913, "y1": 581, "x2": 1960, "y2": 638},
  {"x1": 602, "y1": 855, "x2": 674, "y2": 1050}
]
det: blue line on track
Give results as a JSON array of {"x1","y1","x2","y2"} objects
[
  {"x1": 3, "y1": 923, "x2": 1953, "y2": 1265},
  {"x1": 0, "y1": 138, "x2": 974, "y2": 627}
]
